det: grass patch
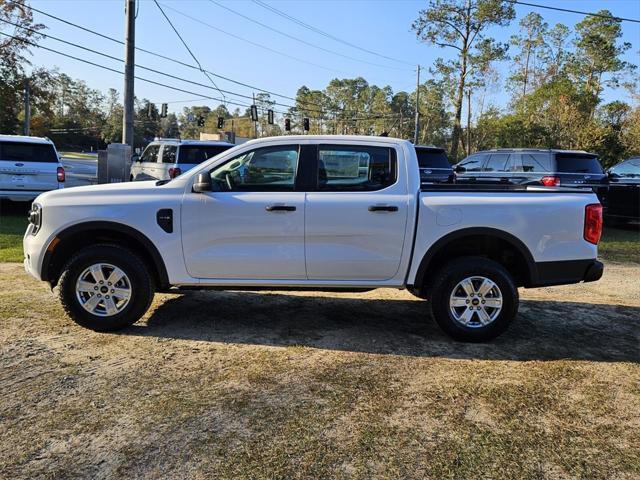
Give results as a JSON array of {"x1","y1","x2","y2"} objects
[
  {"x1": 599, "y1": 225, "x2": 640, "y2": 264},
  {"x1": 0, "y1": 202, "x2": 28, "y2": 263}
]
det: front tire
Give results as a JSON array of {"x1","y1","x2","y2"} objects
[
  {"x1": 428, "y1": 257, "x2": 518, "y2": 342},
  {"x1": 58, "y1": 244, "x2": 154, "y2": 331}
]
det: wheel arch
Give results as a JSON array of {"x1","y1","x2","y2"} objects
[
  {"x1": 42, "y1": 221, "x2": 169, "y2": 289},
  {"x1": 411, "y1": 227, "x2": 536, "y2": 293}
]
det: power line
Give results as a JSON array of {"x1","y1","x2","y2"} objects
[
  {"x1": 251, "y1": 0, "x2": 415, "y2": 66},
  {"x1": 504, "y1": 0, "x2": 640, "y2": 24},
  {"x1": 0, "y1": 31, "x2": 255, "y2": 111},
  {"x1": 0, "y1": 17, "x2": 265, "y2": 109},
  {"x1": 208, "y1": 0, "x2": 409, "y2": 71},
  {"x1": 157, "y1": 2, "x2": 344, "y2": 74},
  {"x1": 0, "y1": 30, "x2": 404, "y2": 124},
  {"x1": 152, "y1": 0, "x2": 227, "y2": 103},
  {"x1": 14, "y1": 2, "x2": 333, "y2": 111}
]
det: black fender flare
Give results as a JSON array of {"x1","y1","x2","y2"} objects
[
  {"x1": 42, "y1": 221, "x2": 169, "y2": 288},
  {"x1": 412, "y1": 227, "x2": 537, "y2": 288}
]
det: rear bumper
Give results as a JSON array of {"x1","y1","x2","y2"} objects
[{"x1": 529, "y1": 259, "x2": 603, "y2": 287}]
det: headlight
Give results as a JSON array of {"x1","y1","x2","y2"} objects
[{"x1": 28, "y1": 203, "x2": 42, "y2": 235}]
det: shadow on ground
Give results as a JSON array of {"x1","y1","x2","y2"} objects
[{"x1": 122, "y1": 291, "x2": 639, "y2": 363}]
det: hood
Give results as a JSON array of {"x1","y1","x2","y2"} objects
[{"x1": 35, "y1": 180, "x2": 178, "y2": 206}]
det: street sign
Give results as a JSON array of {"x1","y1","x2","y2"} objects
[{"x1": 187, "y1": 113, "x2": 195, "y2": 122}]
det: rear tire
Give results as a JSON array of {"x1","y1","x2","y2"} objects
[
  {"x1": 58, "y1": 244, "x2": 154, "y2": 331},
  {"x1": 428, "y1": 257, "x2": 518, "y2": 342}
]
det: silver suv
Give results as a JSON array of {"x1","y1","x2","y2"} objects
[
  {"x1": 0, "y1": 135, "x2": 64, "y2": 202},
  {"x1": 130, "y1": 138, "x2": 234, "y2": 181}
]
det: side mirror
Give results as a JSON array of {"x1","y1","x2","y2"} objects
[
  {"x1": 192, "y1": 172, "x2": 213, "y2": 193},
  {"x1": 131, "y1": 154, "x2": 140, "y2": 163},
  {"x1": 454, "y1": 165, "x2": 465, "y2": 173}
]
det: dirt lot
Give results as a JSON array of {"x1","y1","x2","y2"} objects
[{"x1": 0, "y1": 260, "x2": 638, "y2": 479}]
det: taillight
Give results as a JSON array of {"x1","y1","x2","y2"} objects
[
  {"x1": 584, "y1": 203, "x2": 603, "y2": 245},
  {"x1": 57, "y1": 166, "x2": 65, "y2": 183},
  {"x1": 541, "y1": 176, "x2": 560, "y2": 187},
  {"x1": 169, "y1": 167, "x2": 182, "y2": 179}
]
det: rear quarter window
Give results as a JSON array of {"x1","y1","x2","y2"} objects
[
  {"x1": 555, "y1": 154, "x2": 604, "y2": 174},
  {"x1": 178, "y1": 145, "x2": 233, "y2": 164},
  {"x1": 0, "y1": 142, "x2": 58, "y2": 163},
  {"x1": 416, "y1": 149, "x2": 451, "y2": 169}
]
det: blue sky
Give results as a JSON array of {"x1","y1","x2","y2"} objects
[{"x1": 24, "y1": 0, "x2": 640, "y2": 115}]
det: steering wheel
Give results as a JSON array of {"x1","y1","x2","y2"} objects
[{"x1": 225, "y1": 172, "x2": 235, "y2": 190}]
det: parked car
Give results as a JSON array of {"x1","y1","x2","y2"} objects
[
  {"x1": 0, "y1": 135, "x2": 64, "y2": 202},
  {"x1": 605, "y1": 157, "x2": 640, "y2": 224},
  {"x1": 414, "y1": 145, "x2": 454, "y2": 184},
  {"x1": 24, "y1": 136, "x2": 603, "y2": 342},
  {"x1": 130, "y1": 138, "x2": 234, "y2": 181},
  {"x1": 454, "y1": 148, "x2": 608, "y2": 201}
]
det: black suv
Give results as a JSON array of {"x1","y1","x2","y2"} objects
[
  {"x1": 414, "y1": 145, "x2": 454, "y2": 184},
  {"x1": 453, "y1": 149, "x2": 608, "y2": 200},
  {"x1": 605, "y1": 157, "x2": 640, "y2": 224}
]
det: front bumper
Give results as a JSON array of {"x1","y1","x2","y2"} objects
[
  {"x1": 22, "y1": 224, "x2": 46, "y2": 281},
  {"x1": 529, "y1": 259, "x2": 603, "y2": 287}
]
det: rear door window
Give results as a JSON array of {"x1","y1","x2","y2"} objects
[
  {"x1": 555, "y1": 154, "x2": 604, "y2": 174},
  {"x1": 317, "y1": 145, "x2": 396, "y2": 191},
  {"x1": 0, "y1": 142, "x2": 57, "y2": 162},
  {"x1": 416, "y1": 149, "x2": 450, "y2": 169},
  {"x1": 483, "y1": 153, "x2": 510, "y2": 172},
  {"x1": 178, "y1": 145, "x2": 232, "y2": 164},
  {"x1": 518, "y1": 152, "x2": 552, "y2": 172},
  {"x1": 140, "y1": 145, "x2": 160, "y2": 163},
  {"x1": 161, "y1": 145, "x2": 177, "y2": 164}
]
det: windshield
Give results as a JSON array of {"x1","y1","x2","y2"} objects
[
  {"x1": 0, "y1": 142, "x2": 57, "y2": 163},
  {"x1": 416, "y1": 149, "x2": 451, "y2": 169},
  {"x1": 555, "y1": 154, "x2": 604, "y2": 174},
  {"x1": 178, "y1": 145, "x2": 232, "y2": 164}
]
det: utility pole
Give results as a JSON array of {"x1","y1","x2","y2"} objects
[
  {"x1": 122, "y1": 0, "x2": 136, "y2": 147},
  {"x1": 23, "y1": 79, "x2": 31, "y2": 136},
  {"x1": 413, "y1": 65, "x2": 420, "y2": 144}
]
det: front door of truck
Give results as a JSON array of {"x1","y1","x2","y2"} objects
[
  {"x1": 181, "y1": 144, "x2": 306, "y2": 280},
  {"x1": 304, "y1": 144, "x2": 409, "y2": 281}
]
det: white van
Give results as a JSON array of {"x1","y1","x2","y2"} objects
[
  {"x1": 130, "y1": 139, "x2": 234, "y2": 181},
  {"x1": 0, "y1": 135, "x2": 64, "y2": 201}
]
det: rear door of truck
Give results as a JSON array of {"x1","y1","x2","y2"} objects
[{"x1": 304, "y1": 143, "x2": 410, "y2": 281}]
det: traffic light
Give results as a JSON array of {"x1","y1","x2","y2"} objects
[
  {"x1": 303, "y1": 117, "x2": 310, "y2": 131},
  {"x1": 250, "y1": 105, "x2": 258, "y2": 122},
  {"x1": 267, "y1": 109, "x2": 274, "y2": 125},
  {"x1": 284, "y1": 118, "x2": 291, "y2": 131},
  {"x1": 160, "y1": 103, "x2": 168, "y2": 118},
  {"x1": 197, "y1": 115, "x2": 205, "y2": 127},
  {"x1": 217, "y1": 116, "x2": 224, "y2": 129}
]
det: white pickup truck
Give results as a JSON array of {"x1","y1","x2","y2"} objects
[{"x1": 23, "y1": 136, "x2": 604, "y2": 341}]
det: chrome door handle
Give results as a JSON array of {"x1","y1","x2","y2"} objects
[
  {"x1": 368, "y1": 205, "x2": 398, "y2": 212},
  {"x1": 265, "y1": 205, "x2": 296, "y2": 212}
]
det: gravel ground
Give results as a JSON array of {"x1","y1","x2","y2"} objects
[{"x1": 0, "y1": 261, "x2": 638, "y2": 479}]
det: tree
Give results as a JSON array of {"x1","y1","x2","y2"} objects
[
  {"x1": 509, "y1": 13, "x2": 547, "y2": 98},
  {"x1": 412, "y1": 0, "x2": 515, "y2": 160},
  {"x1": 0, "y1": 0, "x2": 44, "y2": 133},
  {"x1": 573, "y1": 11, "x2": 633, "y2": 115}
]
